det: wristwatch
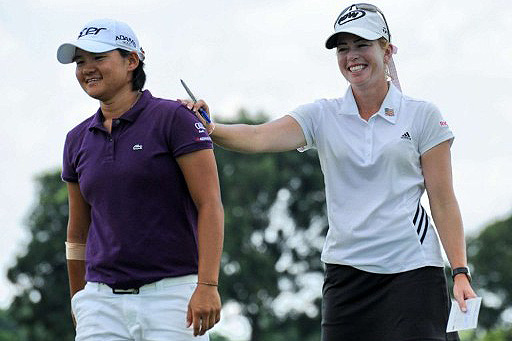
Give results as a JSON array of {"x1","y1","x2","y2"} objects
[{"x1": 452, "y1": 267, "x2": 472, "y2": 283}]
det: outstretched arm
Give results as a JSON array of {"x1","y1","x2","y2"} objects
[
  {"x1": 180, "y1": 99, "x2": 306, "y2": 153},
  {"x1": 421, "y1": 141, "x2": 476, "y2": 311}
]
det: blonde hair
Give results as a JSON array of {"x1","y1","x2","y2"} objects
[
  {"x1": 378, "y1": 37, "x2": 392, "y2": 80},
  {"x1": 377, "y1": 37, "x2": 389, "y2": 50}
]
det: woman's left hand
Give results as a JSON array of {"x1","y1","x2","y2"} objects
[
  {"x1": 186, "y1": 285, "x2": 221, "y2": 336},
  {"x1": 178, "y1": 98, "x2": 215, "y2": 135},
  {"x1": 453, "y1": 275, "x2": 477, "y2": 312}
]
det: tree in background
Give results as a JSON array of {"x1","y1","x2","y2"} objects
[
  {"x1": 0, "y1": 309, "x2": 21, "y2": 340},
  {"x1": 6, "y1": 172, "x2": 74, "y2": 340},
  {"x1": 214, "y1": 111, "x2": 325, "y2": 341},
  {"x1": 467, "y1": 215, "x2": 512, "y2": 332},
  {"x1": 477, "y1": 328, "x2": 512, "y2": 341}
]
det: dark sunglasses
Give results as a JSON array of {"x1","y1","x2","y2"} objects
[{"x1": 335, "y1": 3, "x2": 391, "y2": 42}]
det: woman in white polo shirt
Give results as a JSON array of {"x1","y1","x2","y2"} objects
[{"x1": 183, "y1": 3, "x2": 475, "y2": 340}]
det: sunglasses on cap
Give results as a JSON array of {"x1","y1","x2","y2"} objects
[{"x1": 335, "y1": 3, "x2": 391, "y2": 42}]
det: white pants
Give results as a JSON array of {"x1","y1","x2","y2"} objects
[{"x1": 71, "y1": 275, "x2": 209, "y2": 341}]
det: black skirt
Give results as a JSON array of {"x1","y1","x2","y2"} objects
[{"x1": 322, "y1": 264, "x2": 460, "y2": 341}]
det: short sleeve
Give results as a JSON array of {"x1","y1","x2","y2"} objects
[
  {"x1": 169, "y1": 105, "x2": 213, "y2": 157},
  {"x1": 289, "y1": 101, "x2": 321, "y2": 152},
  {"x1": 62, "y1": 132, "x2": 79, "y2": 182},
  {"x1": 418, "y1": 102, "x2": 454, "y2": 155}
]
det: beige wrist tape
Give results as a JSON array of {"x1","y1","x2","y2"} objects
[{"x1": 65, "y1": 242, "x2": 86, "y2": 260}]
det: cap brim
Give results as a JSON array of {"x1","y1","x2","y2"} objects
[
  {"x1": 325, "y1": 28, "x2": 383, "y2": 49},
  {"x1": 57, "y1": 40, "x2": 117, "y2": 64}
]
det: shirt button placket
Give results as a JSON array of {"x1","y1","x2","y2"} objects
[
  {"x1": 365, "y1": 120, "x2": 374, "y2": 161},
  {"x1": 107, "y1": 134, "x2": 114, "y2": 161},
  {"x1": 108, "y1": 120, "x2": 120, "y2": 160},
  {"x1": 365, "y1": 126, "x2": 371, "y2": 160}
]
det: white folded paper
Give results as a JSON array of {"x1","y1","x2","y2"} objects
[{"x1": 446, "y1": 297, "x2": 482, "y2": 332}]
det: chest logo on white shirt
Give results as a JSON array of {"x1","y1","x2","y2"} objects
[
  {"x1": 132, "y1": 144, "x2": 143, "y2": 151},
  {"x1": 400, "y1": 132, "x2": 412, "y2": 140}
]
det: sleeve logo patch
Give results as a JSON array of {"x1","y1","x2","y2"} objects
[
  {"x1": 439, "y1": 121, "x2": 448, "y2": 127},
  {"x1": 195, "y1": 136, "x2": 212, "y2": 142},
  {"x1": 195, "y1": 122, "x2": 206, "y2": 134}
]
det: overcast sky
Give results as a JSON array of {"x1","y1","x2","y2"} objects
[{"x1": 1, "y1": 0, "x2": 511, "y2": 335}]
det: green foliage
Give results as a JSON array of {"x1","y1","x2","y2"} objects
[
  {"x1": 214, "y1": 111, "x2": 325, "y2": 340},
  {"x1": 468, "y1": 215, "x2": 512, "y2": 331},
  {"x1": 210, "y1": 334, "x2": 232, "y2": 341},
  {"x1": 460, "y1": 327, "x2": 512, "y2": 341},
  {"x1": 6, "y1": 171, "x2": 75, "y2": 340},
  {"x1": 0, "y1": 309, "x2": 21, "y2": 340},
  {"x1": 478, "y1": 327, "x2": 512, "y2": 341}
]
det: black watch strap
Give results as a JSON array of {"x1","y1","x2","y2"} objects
[{"x1": 452, "y1": 267, "x2": 471, "y2": 282}]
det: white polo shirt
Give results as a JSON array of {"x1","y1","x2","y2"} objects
[{"x1": 290, "y1": 84, "x2": 454, "y2": 273}]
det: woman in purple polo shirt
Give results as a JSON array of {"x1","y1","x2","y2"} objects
[
  {"x1": 182, "y1": 3, "x2": 477, "y2": 341},
  {"x1": 58, "y1": 19, "x2": 224, "y2": 340}
]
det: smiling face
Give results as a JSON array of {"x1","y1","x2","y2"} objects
[
  {"x1": 336, "y1": 33, "x2": 391, "y2": 90},
  {"x1": 73, "y1": 49, "x2": 138, "y2": 102}
]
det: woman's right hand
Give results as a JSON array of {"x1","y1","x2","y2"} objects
[{"x1": 178, "y1": 99, "x2": 215, "y2": 135}]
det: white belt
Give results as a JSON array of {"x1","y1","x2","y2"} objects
[{"x1": 87, "y1": 274, "x2": 198, "y2": 294}]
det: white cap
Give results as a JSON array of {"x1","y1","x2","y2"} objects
[
  {"x1": 57, "y1": 19, "x2": 145, "y2": 64},
  {"x1": 325, "y1": 6, "x2": 389, "y2": 49},
  {"x1": 325, "y1": 4, "x2": 402, "y2": 91}
]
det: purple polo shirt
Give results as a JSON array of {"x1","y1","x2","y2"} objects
[{"x1": 62, "y1": 90, "x2": 213, "y2": 289}]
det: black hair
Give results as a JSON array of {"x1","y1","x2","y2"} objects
[{"x1": 117, "y1": 49, "x2": 146, "y2": 91}]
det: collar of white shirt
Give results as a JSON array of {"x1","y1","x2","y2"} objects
[{"x1": 338, "y1": 82, "x2": 402, "y2": 125}]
